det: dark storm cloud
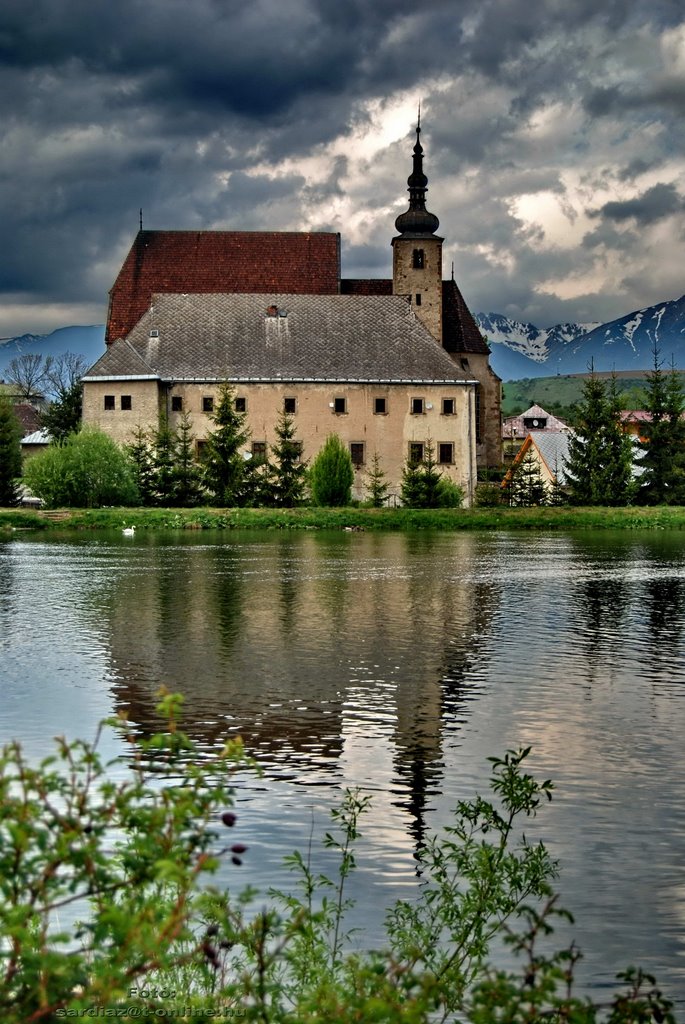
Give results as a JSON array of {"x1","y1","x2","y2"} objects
[
  {"x1": 593, "y1": 183, "x2": 685, "y2": 225},
  {"x1": 1, "y1": 0, "x2": 684, "y2": 333}
]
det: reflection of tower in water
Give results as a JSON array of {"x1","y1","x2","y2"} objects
[{"x1": 105, "y1": 534, "x2": 499, "y2": 853}]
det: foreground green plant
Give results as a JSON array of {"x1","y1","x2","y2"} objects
[{"x1": 0, "y1": 704, "x2": 675, "y2": 1022}]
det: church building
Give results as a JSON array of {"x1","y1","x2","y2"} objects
[{"x1": 82, "y1": 123, "x2": 501, "y2": 504}]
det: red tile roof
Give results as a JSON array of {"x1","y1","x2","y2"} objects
[
  {"x1": 106, "y1": 230, "x2": 342, "y2": 343},
  {"x1": 340, "y1": 278, "x2": 393, "y2": 295},
  {"x1": 441, "y1": 280, "x2": 489, "y2": 355}
]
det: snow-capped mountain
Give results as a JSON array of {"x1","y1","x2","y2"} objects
[
  {"x1": 479, "y1": 294, "x2": 685, "y2": 379},
  {"x1": 0, "y1": 325, "x2": 106, "y2": 380},
  {"x1": 476, "y1": 313, "x2": 598, "y2": 364}
]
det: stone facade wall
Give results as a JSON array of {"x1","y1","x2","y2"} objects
[
  {"x1": 83, "y1": 378, "x2": 476, "y2": 504},
  {"x1": 392, "y1": 237, "x2": 443, "y2": 344}
]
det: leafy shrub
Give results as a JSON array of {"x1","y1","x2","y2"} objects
[
  {"x1": 0, "y1": 703, "x2": 675, "y2": 1022},
  {"x1": 309, "y1": 434, "x2": 354, "y2": 506},
  {"x1": 23, "y1": 428, "x2": 138, "y2": 508}
]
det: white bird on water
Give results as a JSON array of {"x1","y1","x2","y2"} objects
[{"x1": 122, "y1": 525, "x2": 136, "y2": 536}]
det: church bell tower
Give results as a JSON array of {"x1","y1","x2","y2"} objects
[{"x1": 392, "y1": 115, "x2": 444, "y2": 343}]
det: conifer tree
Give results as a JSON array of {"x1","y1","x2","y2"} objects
[
  {"x1": 270, "y1": 412, "x2": 307, "y2": 507},
  {"x1": 565, "y1": 366, "x2": 633, "y2": 506},
  {"x1": 170, "y1": 413, "x2": 205, "y2": 507},
  {"x1": 365, "y1": 451, "x2": 388, "y2": 508},
  {"x1": 507, "y1": 448, "x2": 548, "y2": 507},
  {"x1": 639, "y1": 347, "x2": 685, "y2": 504},
  {"x1": 0, "y1": 397, "x2": 22, "y2": 506},
  {"x1": 421, "y1": 439, "x2": 443, "y2": 508},
  {"x1": 602, "y1": 374, "x2": 635, "y2": 506},
  {"x1": 400, "y1": 452, "x2": 426, "y2": 508},
  {"x1": 150, "y1": 420, "x2": 178, "y2": 506},
  {"x1": 309, "y1": 434, "x2": 354, "y2": 506},
  {"x1": 126, "y1": 426, "x2": 156, "y2": 506},
  {"x1": 202, "y1": 383, "x2": 252, "y2": 507}
]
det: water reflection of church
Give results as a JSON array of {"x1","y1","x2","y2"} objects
[{"x1": 107, "y1": 534, "x2": 499, "y2": 852}]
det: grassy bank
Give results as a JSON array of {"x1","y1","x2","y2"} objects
[{"x1": 4, "y1": 504, "x2": 685, "y2": 533}]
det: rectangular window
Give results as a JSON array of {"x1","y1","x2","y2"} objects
[
  {"x1": 284, "y1": 396, "x2": 297, "y2": 414},
  {"x1": 415, "y1": 293, "x2": 422, "y2": 306},
  {"x1": 171, "y1": 395, "x2": 183, "y2": 412},
  {"x1": 412, "y1": 248, "x2": 425, "y2": 269},
  {"x1": 374, "y1": 397, "x2": 387, "y2": 415},
  {"x1": 438, "y1": 442, "x2": 454, "y2": 465},
  {"x1": 120, "y1": 395, "x2": 132, "y2": 411},
  {"x1": 202, "y1": 396, "x2": 214, "y2": 413},
  {"x1": 350, "y1": 443, "x2": 364, "y2": 467},
  {"x1": 251, "y1": 441, "x2": 267, "y2": 463},
  {"x1": 235, "y1": 397, "x2": 247, "y2": 412},
  {"x1": 196, "y1": 440, "x2": 208, "y2": 459},
  {"x1": 409, "y1": 442, "x2": 424, "y2": 464},
  {"x1": 442, "y1": 398, "x2": 455, "y2": 416},
  {"x1": 411, "y1": 397, "x2": 424, "y2": 415},
  {"x1": 104, "y1": 395, "x2": 115, "y2": 411},
  {"x1": 334, "y1": 397, "x2": 347, "y2": 414},
  {"x1": 292, "y1": 441, "x2": 303, "y2": 462}
]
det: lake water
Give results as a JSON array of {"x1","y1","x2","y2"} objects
[{"x1": 1, "y1": 528, "x2": 685, "y2": 1010}]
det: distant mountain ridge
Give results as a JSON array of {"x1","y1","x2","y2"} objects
[
  {"x1": 478, "y1": 293, "x2": 685, "y2": 380},
  {"x1": 0, "y1": 325, "x2": 106, "y2": 380}
]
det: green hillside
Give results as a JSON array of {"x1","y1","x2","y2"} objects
[{"x1": 501, "y1": 372, "x2": 659, "y2": 418}]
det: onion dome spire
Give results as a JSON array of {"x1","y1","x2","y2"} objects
[{"x1": 394, "y1": 112, "x2": 440, "y2": 237}]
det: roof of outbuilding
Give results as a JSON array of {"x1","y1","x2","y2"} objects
[
  {"x1": 529, "y1": 429, "x2": 573, "y2": 484},
  {"x1": 85, "y1": 293, "x2": 475, "y2": 385},
  {"x1": 106, "y1": 230, "x2": 342, "y2": 343}
]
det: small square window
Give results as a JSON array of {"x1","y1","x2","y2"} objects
[
  {"x1": 350, "y1": 443, "x2": 364, "y2": 467},
  {"x1": 374, "y1": 397, "x2": 387, "y2": 415},
  {"x1": 442, "y1": 398, "x2": 455, "y2": 416},
  {"x1": 409, "y1": 442, "x2": 424, "y2": 464},
  {"x1": 121, "y1": 395, "x2": 132, "y2": 411},
  {"x1": 251, "y1": 441, "x2": 267, "y2": 463},
  {"x1": 235, "y1": 397, "x2": 247, "y2": 413},
  {"x1": 411, "y1": 397, "x2": 424, "y2": 415},
  {"x1": 438, "y1": 443, "x2": 454, "y2": 465},
  {"x1": 460, "y1": 358, "x2": 470, "y2": 371},
  {"x1": 284, "y1": 397, "x2": 297, "y2": 414},
  {"x1": 334, "y1": 397, "x2": 347, "y2": 414},
  {"x1": 171, "y1": 395, "x2": 183, "y2": 412},
  {"x1": 202, "y1": 396, "x2": 214, "y2": 413},
  {"x1": 104, "y1": 395, "x2": 115, "y2": 411}
]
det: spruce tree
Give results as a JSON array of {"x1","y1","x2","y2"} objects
[
  {"x1": 602, "y1": 374, "x2": 635, "y2": 506},
  {"x1": 0, "y1": 397, "x2": 22, "y2": 506},
  {"x1": 565, "y1": 367, "x2": 633, "y2": 506},
  {"x1": 170, "y1": 413, "x2": 204, "y2": 507},
  {"x1": 365, "y1": 451, "x2": 388, "y2": 508},
  {"x1": 309, "y1": 434, "x2": 354, "y2": 506},
  {"x1": 270, "y1": 412, "x2": 307, "y2": 507},
  {"x1": 507, "y1": 448, "x2": 548, "y2": 507},
  {"x1": 421, "y1": 439, "x2": 443, "y2": 508},
  {"x1": 400, "y1": 454, "x2": 426, "y2": 508},
  {"x1": 126, "y1": 426, "x2": 156, "y2": 506},
  {"x1": 202, "y1": 383, "x2": 252, "y2": 507},
  {"x1": 639, "y1": 347, "x2": 685, "y2": 504},
  {"x1": 150, "y1": 420, "x2": 178, "y2": 506}
]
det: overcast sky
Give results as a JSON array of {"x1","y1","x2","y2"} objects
[{"x1": 2, "y1": 0, "x2": 684, "y2": 338}]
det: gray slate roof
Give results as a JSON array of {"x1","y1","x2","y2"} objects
[
  {"x1": 528, "y1": 430, "x2": 574, "y2": 484},
  {"x1": 84, "y1": 293, "x2": 474, "y2": 385}
]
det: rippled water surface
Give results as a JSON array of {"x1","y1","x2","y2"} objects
[{"x1": 2, "y1": 528, "x2": 685, "y2": 1007}]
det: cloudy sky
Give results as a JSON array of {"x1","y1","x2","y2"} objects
[{"x1": 2, "y1": 0, "x2": 684, "y2": 338}]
